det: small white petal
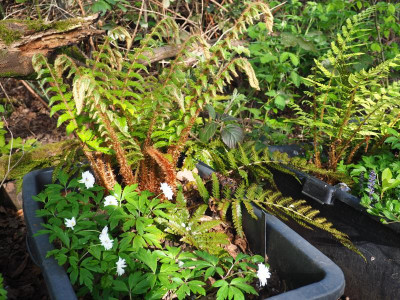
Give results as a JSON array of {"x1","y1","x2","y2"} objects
[
  {"x1": 160, "y1": 182, "x2": 173, "y2": 200},
  {"x1": 99, "y1": 226, "x2": 114, "y2": 250},
  {"x1": 78, "y1": 171, "x2": 95, "y2": 189},
  {"x1": 116, "y1": 257, "x2": 127, "y2": 276},
  {"x1": 104, "y1": 195, "x2": 118, "y2": 206},
  {"x1": 65, "y1": 217, "x2": 76, "y2": 230},
  {"x1": 102, "y1": 238, "x2": 113, "y2": 250},
  {"x1": 257, "y1": 263, "x2": 271, "y2": 287}
]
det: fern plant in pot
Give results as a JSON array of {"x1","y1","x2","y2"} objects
[
  {"x1": 265, "y1": 6, "x2": 400, "y2": 299},
  {"x1": 23, "y1": 2, "x2": 345, "y2": 299}
]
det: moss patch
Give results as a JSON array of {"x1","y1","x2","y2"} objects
[
  {"x1": 0, "y1": 20, "x2": 23, "y2": 45},
  {"x1": 0, "y1": 71, "x2": 37, "y2": 79},
  {"x1": 0, "y1": 18, "x2": 83, "y2": 45},
  {"x1": 53, "y1": 19, "x2": 81, "y2": 32}
]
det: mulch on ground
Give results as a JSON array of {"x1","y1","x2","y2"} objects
[
  {"x1": 0, "y1": 203, "x2": 49, "y2": 299},
  {"x1": 1, "y1": 78, "x2": 67, "y2": 143}
]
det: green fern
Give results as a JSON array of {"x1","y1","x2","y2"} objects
[
  {"x1": 194, "y1": 142, "x2": 363, "y2": 257},
  {"x1": 32, "y1": 2, "x2": 274, "y2": 192},
  {"x1": 193, "y1": 172, "x2": 209, "y2": 203},
  {"x1": 269, "y1": 151, "x2": 352, "y2": 185},
  {"x1": 252, "y1": 188, "x2": 362, "y2": 257},
  {"x1": 290, "y1": 6, "x2": 400, "y2": 170},
  {"x1": 211, "y1": 173, "x2": 220, "y2": 200},
  {"x1": 160, "y1": 190, "x2": 229, "y2": 255}
]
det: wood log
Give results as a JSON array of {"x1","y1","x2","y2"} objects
[
  {"x1": 0, "y1": 15, "x2": 102, "y2": 78},
  {"x1": 139, "y1": 40, "x2": 247, "y2": 66}
]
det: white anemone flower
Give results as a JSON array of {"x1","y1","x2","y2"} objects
[
  {"x1": 65, "y1": 217, "x2": 76, "y2": 230},
  {"x1": 107, "y1": 30, "x2": 117, "y2": 40},
  {"x1": 99, "y1": 226, "x2": 114, "y2": 250},
  {"x1": 160, "y1": 182, "x2": 173, "y2": 200},
  {"x1": 257, "y1": 263, "x2": 271, "y2": 287},
  {"x1": 116, "y1": 257, "x2": 127, "y2": 276},
  {"x1": 104, "y1": 195, "x2": 118, "y2": 206},
  {"x1": 78, "y1": 171, "x2": 95, "y2": 189}
]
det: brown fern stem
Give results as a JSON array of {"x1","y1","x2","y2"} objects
[
  {"x1": 346, "y1": 138, "x2": 367, "y2": 165},
  {"x1": 312, "y1": 93, "x2": 322, "y2": 168},
  {"x1": 328, "y1": 141, "x2": 338, "y2": 170},
  {"x1": 97, "y1": 109, "x2": 136, "y2": 186},
  {"x1": 335, "y1": 88, "x2": 358, "y2": 143},
  {"x1": 138, "y1": 158, "x2": 148, "y2": 191},
  {"x1": 145, "y1": 146, "x2": 176, "y2": 189},
  {"x1": 79, "y1": 143, "x2": 108, "y2": 189},
  {"x1": 93, "y1": 153, "x2": 116, "y2": 191},
  {"x1": 332, "y1": 104, "x2": 383, "y2": 170},
  {"x1": 104, "y1": 154, "x2": 117, "y2": 189},
  {"x1": 148, "y1": 158, "x2": 157, "y2": 192},
  {"x1": 372, "y1": 134, "x2": 389, "y2": 153}
]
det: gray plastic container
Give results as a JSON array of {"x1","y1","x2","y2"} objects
[
  {"x1": 198, "y1": 163, "x2": 345, "y2": 300},
  {"x1": 22, "y1": 168, "x2": 77, "y2": 300},
  {"x1": 270, "y1": 165, "x2": 400, "y2": 300}
]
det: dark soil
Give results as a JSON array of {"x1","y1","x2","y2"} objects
[
  {"x1": 0, "y1": 78, "x2": 66, "y2": 144},
  {"x1": 0, "y1": 203, "x2": 49, "y2": 299},
  {"x1": 259, "y1": 268, "x2": 287, "y2": 298}
]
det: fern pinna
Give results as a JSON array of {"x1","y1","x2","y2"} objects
[
  {"x1": 290, "y1": 6, "x2": 400, "y2": 170},
  {"x1": 32, "y1": 2, "x2": 274, "y2": 196}
]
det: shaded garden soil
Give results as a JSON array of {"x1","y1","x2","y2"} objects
[
  {"x1": 0, "y1": 203, "x2": 49, "y2": 299},
  {"x1": 0, "y1": 78, "x2": 67, "y2": 143}
]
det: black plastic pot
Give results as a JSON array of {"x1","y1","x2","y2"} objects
[
  {"x1": 269, "y1": 166, "x2": 400, "y2": 300},
  {"x1": 23, "y1": 167, "x2": 345, "y2": 300}
]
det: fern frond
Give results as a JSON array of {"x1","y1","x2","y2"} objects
[
  {"x1": 243, "y1": 200, "x2": 257, "y2": 220},
  {"x1": 193, "y1": 173, "x2": 209, "y2": 203},
  {"x1": 218, "y1": 199, "x2": 231, "y2": 221},
  {"x1": 231, "y1": 199, "x2": 243, "y2": 237},
  {"x1": 164, "y1": 200, "x2": 229, "y2": 255},
  {"x1": 191, "y1": 204, "x2": 208, "y2": 222},
  {"x1": 255, "y1": 189, "x2": 364, "y2": 258},
  {"x1": 234, "y1": 182, "x2": 246, "y2": 200},
  {"x1": 211, "y1": 172, "x2": 220, "y2": 200},
  {"x1": 223, "y1": 186, "x2": 232, "y2": 200}
]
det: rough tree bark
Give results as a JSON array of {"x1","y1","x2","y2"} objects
[{"x1": 0, "y1": 15, "x2": 102, "y2": 78}]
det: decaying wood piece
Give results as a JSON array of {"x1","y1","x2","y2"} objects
[
  {"x1": 140, "y1": 40, "x2": 247, "y2": 66},
  {"x1": 0, "y1": 15, "x2": 102, "y2": 78}
]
